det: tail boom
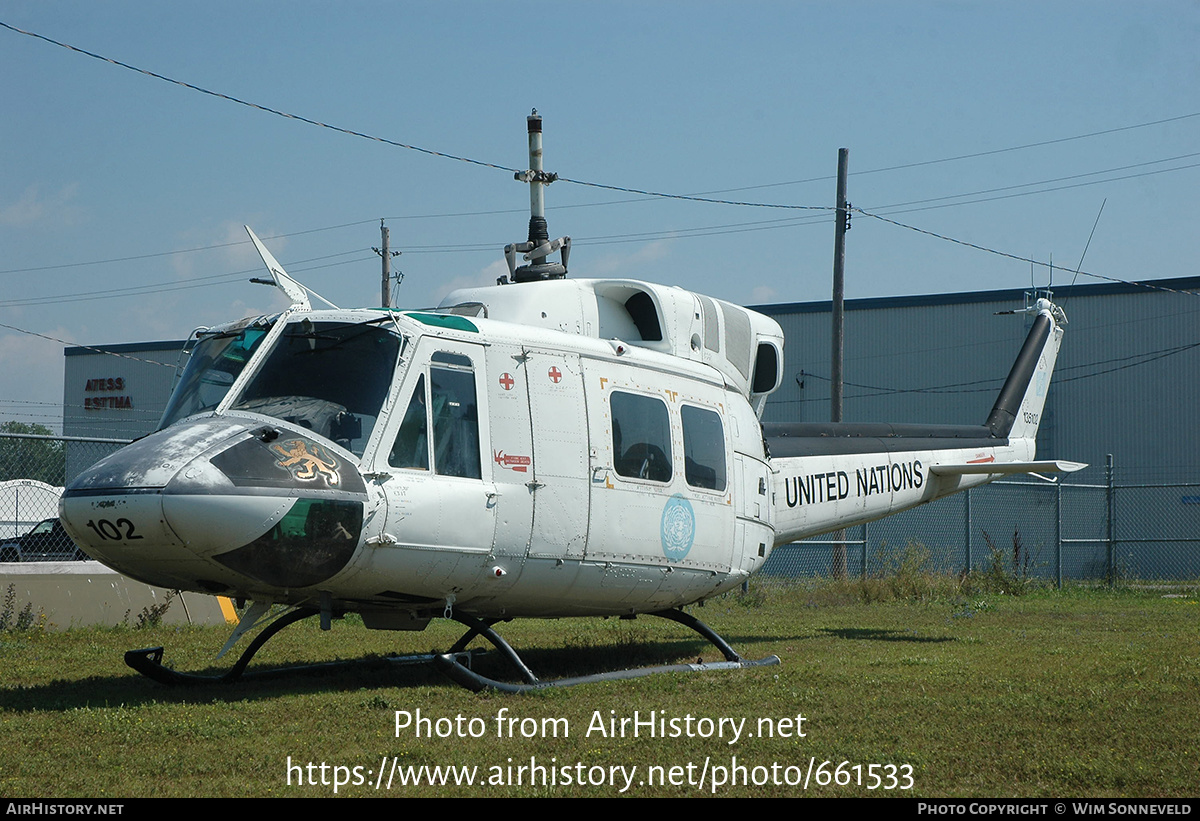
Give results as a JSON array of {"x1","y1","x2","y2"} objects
[{"x1": 765, "y1": 298, "x2": 1079, "y2": 547}]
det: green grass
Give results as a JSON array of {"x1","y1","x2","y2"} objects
[{"x1": 1, "y1": 582, "x2": 1197, "y2": 797}]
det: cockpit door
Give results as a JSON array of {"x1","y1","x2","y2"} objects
[{"x1": 372, "y1": 340, "x2": 497, "y2": 563}]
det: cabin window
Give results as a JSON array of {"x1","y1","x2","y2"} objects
[
  {"x1": 610, "y1": 391, "x2": 672, "y2": 483},
  {"x1": 681, "y1": 405, "x2": 726, "y2": 491}
]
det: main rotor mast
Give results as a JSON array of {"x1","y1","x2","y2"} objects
[{"x1": 504, "y1": 109, "x2": 571, "y2": 283}]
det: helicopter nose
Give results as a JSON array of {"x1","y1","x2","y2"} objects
[
  {"x1": 60, "y1": 417, "x2": 254, "y2": 587},
  {"x1": 60, "y1": 417, "x2": 367, "y2": 593},
  {"x1": 162, "y1": 430, "x2": 367, "y2": 589}
]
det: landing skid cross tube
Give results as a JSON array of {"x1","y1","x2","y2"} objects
[{"x1": 434, "y1": 608, "x2": 780, "y2": 693}]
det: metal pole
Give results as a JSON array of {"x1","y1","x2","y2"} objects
[
  {"x1": 965, "y1": 487, "x2": 973, "y2": 574},
  {"x1": 374, "y1": 220, "x2": 400, "y2": 307},
  {"x1": 1106, "y1": 453, "x2": 1115, "y2": 584},
  {"x1": 861, "y1": 521, "x2": 869, "y2": 579},
  {"x1": 1055, "y1": 479, "x2": 1063, "y2": 588}
]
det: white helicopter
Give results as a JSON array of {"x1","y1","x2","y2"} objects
[{"x1": 59, "y1": 113, "x2": 1083, "y2": 691}]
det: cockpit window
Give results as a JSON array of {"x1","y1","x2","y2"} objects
[
  {"x1": 389, "y1": 375, "x2": 429, "y2": 470},
  {"x1": 159, "y1": 321, "x2": 273, "y2": 430},
  {"x1": 388, "y1": 358, "x2": 481, "y2": 478},
  {"x1": 429, "y1": 365, "x2": 480, "y2": 479},
  {"x1": 229, "y1": 320, "x2": 401, "y2": 457}
]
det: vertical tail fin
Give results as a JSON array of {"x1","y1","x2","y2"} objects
[{"x1": 984, "y1": 298, "x2": 1066, "y2": 442}]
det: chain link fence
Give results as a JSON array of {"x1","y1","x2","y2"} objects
[{"x1": 1, "y1": 433, "x2": 129, "y2": 558}]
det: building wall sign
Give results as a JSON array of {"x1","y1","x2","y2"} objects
[{"x1": 83, "y1": 377, "x2": 134, "y2": 410}]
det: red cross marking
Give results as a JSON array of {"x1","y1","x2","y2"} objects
[
  {"x1": 548, "y1": 366, "x2": 563, "y2": 383},
  {"x1": 499, "y1": 372, "x2": 515, "y2": 391}
]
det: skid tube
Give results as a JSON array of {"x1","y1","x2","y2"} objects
[
  {"x1": 434, "y1": 608, "x2": 780, "y2": 693},
  {"x1": 124, "y1": 606, "x2": 481, "y2": 686}
]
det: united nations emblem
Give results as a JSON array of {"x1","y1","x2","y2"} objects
[
  {"x1": 270, "y1": 438, "x2": 341, "y2": 486},
  {"x1": 660, "y1": 494, "x2": 695, "y2": 562}
]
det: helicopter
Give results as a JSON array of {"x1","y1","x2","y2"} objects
[{"x1": 58, "y1": 112, "x2": 1083, "y2": 692}]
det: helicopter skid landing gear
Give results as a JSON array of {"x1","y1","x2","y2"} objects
[
  {"x1": 124, "y1": 606, "x2": 319, "y2": 685},
  {"x1": 122, "y1": 606, "x2": 778, "y2": 690},
  {"x1": 434, "y1": 608, "x2": 780, "y2": 693}
]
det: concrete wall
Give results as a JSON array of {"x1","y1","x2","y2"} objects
[{"x1": 0, "y1": 561, "x2": 234, "y2": 630}]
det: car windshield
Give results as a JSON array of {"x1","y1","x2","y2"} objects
[
  {"x1": 228, "y1": 319, "x2": 402, "y2": 457},
  {"x1": 159, "y1": 320, "x2": 274, "y2": 430}
]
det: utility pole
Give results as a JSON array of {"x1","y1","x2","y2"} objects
[
  {"x1": 831, "y1": 147, "x2": 849, "y2": 424},
  {"x1": 831, "y1": 148, "x2": 849, "y2": 578},
  {"x1": 373, "y1": 219, "x2": 401, "y2": 308}
]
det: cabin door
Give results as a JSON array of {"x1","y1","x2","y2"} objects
[{"x1": 520, "y1": 346, "x2": 590, "y2": 560}]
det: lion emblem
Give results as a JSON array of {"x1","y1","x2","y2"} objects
[{"x1": 270, "y1": 438, "x2": 341, "y2": 485}]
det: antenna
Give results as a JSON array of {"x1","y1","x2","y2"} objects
[
  {"x1": 1069, "y1": 199, "x2": 1107, "y2": 291},
  {"x1": 245, "y1": 225, "x2": 338, "y2": 310},
  {"x1": 504, "y1": 110, "x2": 571, "y2": 283}
]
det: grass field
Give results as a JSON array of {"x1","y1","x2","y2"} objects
[{"x1": 1, "y1": 580, "x2": 1196, "y2": 797}]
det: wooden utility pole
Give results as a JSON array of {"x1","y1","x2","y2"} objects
[
  {"x1": 831, "y1": 148, "x2": 849, "y2": 578},
  {"x1": 831, "y1": 147, "x2": 849, "y2": 424},
  {"x1": 381, "y1": 220, "x2": 392, "y2": 308},
  {"x1": 374, "y1": 220, "x2": 401, "y2": 308}
]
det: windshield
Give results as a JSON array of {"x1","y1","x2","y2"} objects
[
  {"x1": 159, "y1": 320, "x2": 273, "y2": 430},
  {"x1": 229, "y1": 319, "x2": 402, "y2": 457}
]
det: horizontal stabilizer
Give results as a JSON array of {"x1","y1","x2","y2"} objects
[{"x1": 929, "y1": 460, "x2": 1087, "y2": 476}]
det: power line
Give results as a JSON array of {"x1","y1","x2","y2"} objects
[
  {"x1": 10, "y1": 19, "x2": 1199, "y2": 213},
  {"x1": 788, "y1": 341, "x2": 1200, "y2": 404},
  {"x1": 6, "y1": 20, "x2": 1200, "y2": 304},
  {"x1": 6, "y1": 144, "x2": 1198, "y2": 277},
  {"x1": 855, "y1": 208, "x2": 1200, "y2": 297},
  {"x1": 0, "y1": 22, "x2": 525, "y2": 176},
  {"x1": 3, "y1": 19, "x2": 831, "y2": 211},
  {"x1": 866, "y1": 153, "x2": 1200, "y2": 213},
  {"x1": 0, "y1": 220, "x2": 380, "y2": 275},
  {"x1": 0, "y1": 321, "x2": 177, "y2": 367},
  {"x1": 0, "y1": 251, "x2": 374, "y2": 308},
  {"x1": 867, "y1": 160, "x2": 1200, "y2": 218}
]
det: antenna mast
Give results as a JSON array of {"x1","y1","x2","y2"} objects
[{"x1": 505, "y1": 109, "x2": 571, "y2": 283}]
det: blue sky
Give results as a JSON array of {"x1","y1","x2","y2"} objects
[{"x1": 2, "y1": 1, "x2": 1198, "y2": 431}]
